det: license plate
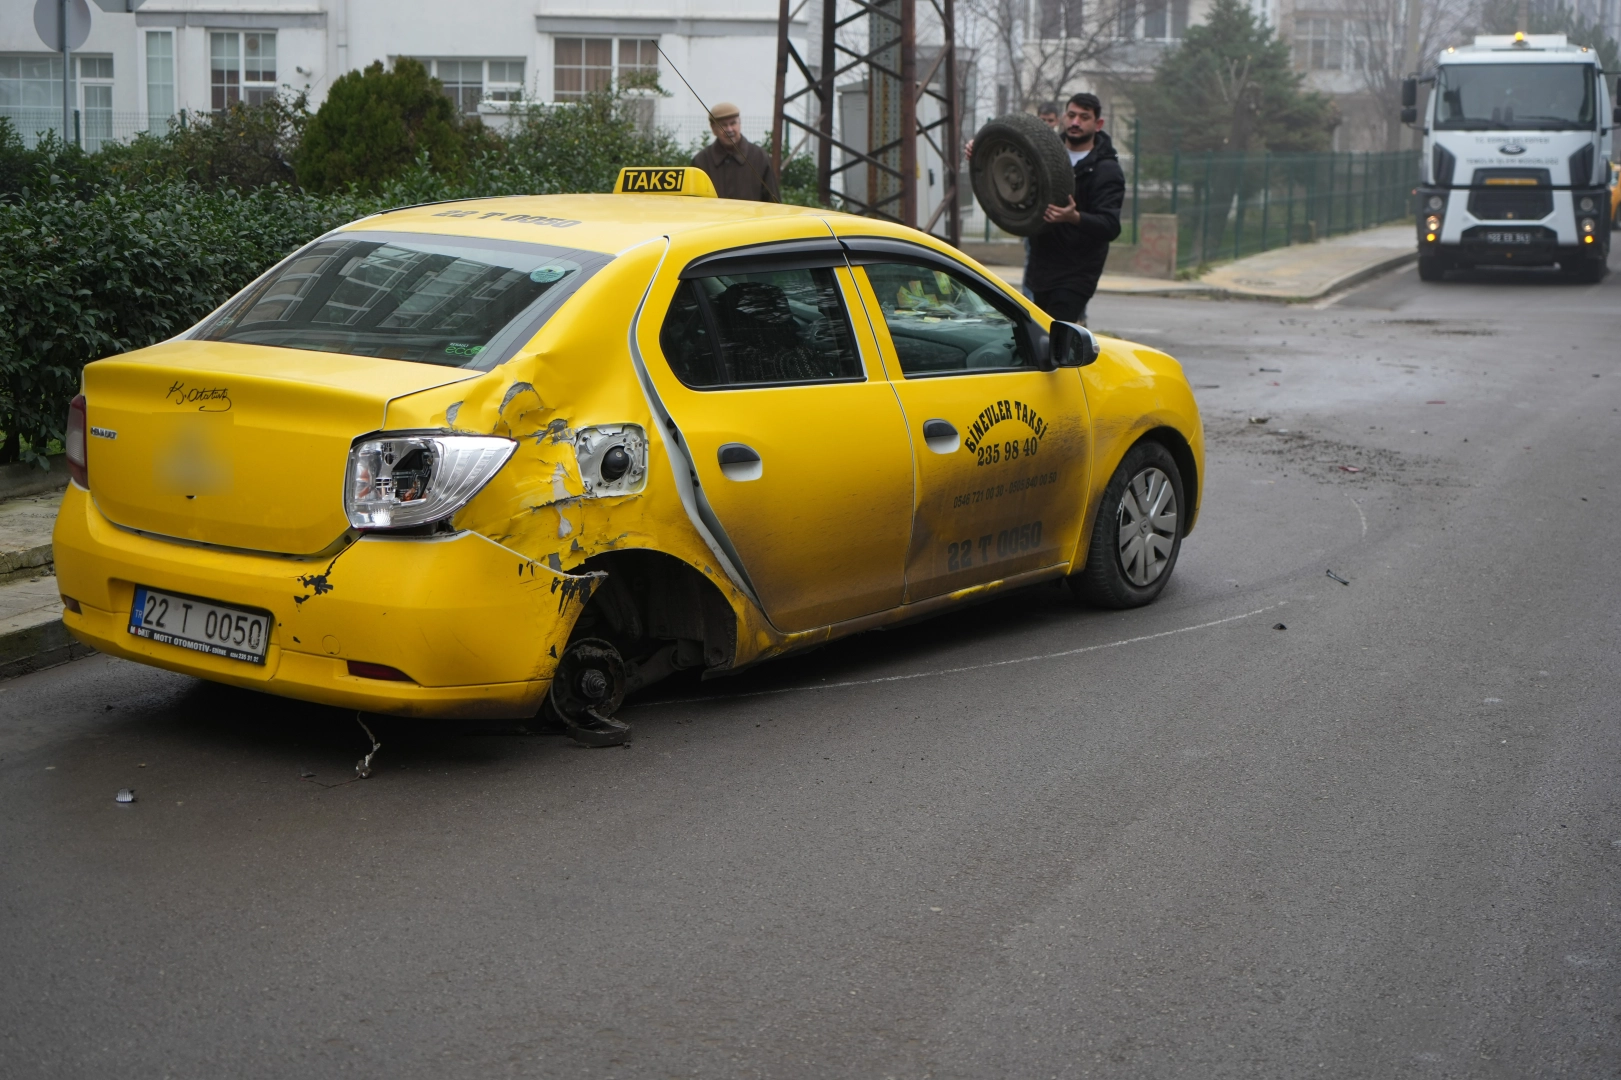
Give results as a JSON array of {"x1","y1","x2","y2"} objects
[
  {"x1": 128, "y1": 586, "x2": 271, "y2": 664},
  {"x1": 1483, "y1": 230, "x2": 1536, "y2": 245}
]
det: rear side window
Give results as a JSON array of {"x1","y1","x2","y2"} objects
[
  {"x1": 198, "y1": 231, "x2": 612, "y2": 369},
  {"x1": 658, "y1": 267, "x2": 863, "y2": 389}
]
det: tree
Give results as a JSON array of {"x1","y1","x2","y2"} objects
[
  {"x1": 964, "y1": 0, "x2": 1133, "y2": 114},
  {"x1": 295, "y1": 58, "x2": 476, "y2": 194},
  {"x1": 1330, "y1": 0, "x2": 1477, "y2": 151},
  {"x1": 1476, "y1": 0, "x2": 1620, "y2": 69},
  {"x1": 1131, "y1": 0, "x2": 1338, "y2": 154}
]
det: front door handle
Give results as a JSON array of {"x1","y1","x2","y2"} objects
[
  {"x1": 717, "y1": 442, "x2": 763, "y2": 481},
  {"x1": 921, "y1": 419, "x2": 960, "y2": 454}
]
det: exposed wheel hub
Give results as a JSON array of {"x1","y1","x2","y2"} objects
[{"x1": 549, "y1": 638, "x2": 631, "y2": 747}]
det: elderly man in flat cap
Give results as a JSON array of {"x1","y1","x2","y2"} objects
[{"x1": 691, "y1": 103, "x2": 779, "y2": 202}]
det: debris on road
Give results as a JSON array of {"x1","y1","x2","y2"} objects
[
  {"x1": 114, "y1": 789, "x2": 136, "y2": 804},
  {"x1": 1248, "y1": 416, "x2": 1271, "y2": 424},
  {"x1": 1338, "y1": 465, "x2": 1364, "y2": 473},
  {"x1": 1426, "y1": 400, "x2": 1446, "y2": 404},
  {"x1": 1273, "y1": 623, "x2": 1287, "y2": 630},
  {"x1": 299, "y1": 767, "x2": 315, "y2": 779},
  {"x1": 354, "y1": 715, "x2": 382, "y2": 779},
  {"x1": 1326, "y1": 570, "x2": 1351, "y2": 585},
  {"x1": 1259, "y1": 367, "x2": 1282, "y2": 372}
]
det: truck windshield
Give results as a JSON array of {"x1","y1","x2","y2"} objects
[
  {"x1": 198, "y1": 231, "x2": 613, "y2": 369},
  {"x1": 1435, "y1": 63, "x2": 1594, "y2": 130}
]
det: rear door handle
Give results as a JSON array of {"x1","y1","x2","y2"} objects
[
  {"x1": 921, "y1": 419, "x2": 960, "y2": 454},
  {"x1": 717, "y1": 442, "x2": 763, "y2": 481}
]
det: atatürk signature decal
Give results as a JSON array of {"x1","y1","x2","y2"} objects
[{"x1": 167, "y1": 381, "x2": 232, "y2": 412}]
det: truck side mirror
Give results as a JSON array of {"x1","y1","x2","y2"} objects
[
  {"x1": 1401, "y1": 76, "x2": 1418, "y2": 108},
  {"x1": 1049, "y1": 321, "x2": 1099, "y2": 368},
  {"x1": 1400, "y1": 107, "x2": 1418, "y2": 125}
]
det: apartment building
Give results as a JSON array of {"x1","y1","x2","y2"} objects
[{"x1": 0, "y1": 0, "x2": 800, "y2": 149}]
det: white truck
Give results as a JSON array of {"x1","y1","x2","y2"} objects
[{"x1": 1402, "y1": 33, "x2": 1616, "y2": 282}]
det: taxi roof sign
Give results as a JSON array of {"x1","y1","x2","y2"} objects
[{"x1": 614, "y1": 166, "x2": 717, "y2": 197}]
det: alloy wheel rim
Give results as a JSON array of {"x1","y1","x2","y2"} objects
[{"x1": 1116, "y1": 467, "x2": 1178, "y2": 587}]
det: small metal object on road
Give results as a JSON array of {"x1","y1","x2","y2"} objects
[
  {"x1": 114, "y1": 788, "x2": 136, "y2": 803},
  {"x1": 1248, "y1": 416, "x2": 1270, "y2": 424},
  {"x1": 1338, "y1": 465, "x2": 1364, "y2": 473},
  {"x1": 299, "y1": 767, "x2": 315, "y2": 779},
  {"x1": 1326, "y1": 570, "x2": 1351, "y2": 585},
  {"x1": 1273, "y1": 623, "x2": 1286, "y2": 630}
]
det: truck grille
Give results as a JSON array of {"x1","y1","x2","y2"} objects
[{"x1": 1467, "y1": 169, "x2": 1552, "y2": 221}]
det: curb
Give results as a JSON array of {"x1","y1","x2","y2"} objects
[
  {"x1": 0, "y1": 616, "x2": 94, "y2": 680},
  {"x1": 0, "y1": 455, "x2": 68, "y2": 502}
]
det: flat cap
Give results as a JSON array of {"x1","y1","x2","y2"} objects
[{"x1": 708, "y1": 101, "x2": 741, "y2": 122}]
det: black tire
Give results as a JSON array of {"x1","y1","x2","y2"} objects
[
  {"x1": 1070, "y1": 440, "x2": 1185, "y2": 609},
  {"x1": 1416, "y1": 253, "x2": 1448, "y2": 281},
  {"x1": 969, "y1": 113, "x2": 1073, "y2": 237},
  {"x1": 1567, "y1": 255, "x2": 1608, "y2": 284}
]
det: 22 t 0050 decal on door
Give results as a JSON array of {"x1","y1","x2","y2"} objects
[{"x1": 946, "y1": 521, "x2": 1044, "y2": 571}]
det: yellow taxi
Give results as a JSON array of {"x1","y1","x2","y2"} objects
[{"x1": 55, "y1": 166, "x2": 1204, "y2": 746}]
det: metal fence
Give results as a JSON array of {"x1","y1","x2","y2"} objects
[
  {"x1": 1124, "y1": 140, "x2": 1421, "y2": 270},
  {"x1": 1, "y1": 107, "x2": 157, "y2": 152}
]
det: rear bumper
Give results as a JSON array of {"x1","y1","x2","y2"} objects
[{"x1": 52, "y1": 485, "x2": 585, "y2": 719}]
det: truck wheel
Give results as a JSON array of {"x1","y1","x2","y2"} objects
[
  {"x1": 1416, "y1": 253, "x2": 1448, "y2": 281},
  {"x1": 1568, "y1": 255, "x2": 1608, "y2": 284},
  {"x1": 969, "y1": 113, "x2": 1074, "y2": 237},
  {"x1": 1070, "y1": 441, "x2": 1185, "y2": 609}
]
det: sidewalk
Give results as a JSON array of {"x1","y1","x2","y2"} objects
[
  {"x1": 0, "y1": 490, "x2": 89, "y2": 679},
  {"x1": 981, "y1": 223, "x2": 1416, "y2": 302}
]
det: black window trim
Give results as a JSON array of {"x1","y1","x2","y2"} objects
[
  {"x1": 662, "y1": 241, "x2": 870, "y2": 392},
  {"x1": 840, "y1": 236, "x2": 1044, "y2": 380}
]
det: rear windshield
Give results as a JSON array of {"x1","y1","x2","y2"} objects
[{"x1": 197, "y1": 231, "x2": 613, "y2": 368}]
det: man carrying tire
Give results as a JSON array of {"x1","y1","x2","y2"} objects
[{"x1": 1026, "y1": 93, "x2": 1124, "y2": 326}]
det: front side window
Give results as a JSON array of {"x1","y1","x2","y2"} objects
[
  {"x1": 860, "y1": 261, "x2": 1033, "y2": 376},
  {"x1": 659, "y1": 268, "x2": 863, "y2": 389},
  {"x1": 1436, "y1": 63, "x2": 1595, "y2": 131},
  {"x1": 199, "y1": 232, "x2": 612, "y2": 369},
  {"x1": 211, "y1": 31, "x2": 276, "y2": 109}
]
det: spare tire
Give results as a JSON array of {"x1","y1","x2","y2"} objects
[{"x1": 970, "y1": 113, "x2": 1074, "y2": 237}]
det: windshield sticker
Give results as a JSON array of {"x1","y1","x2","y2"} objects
[
  {"x1": 529, "y1": 266, "x2": 570, "y2": 284},
  {"x1": 166, "y1": 381, "x2": 232, "y2": 413}
]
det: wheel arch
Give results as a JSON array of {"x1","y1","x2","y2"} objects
[
  {"x1": 567, "y1": 547, "x2": 740, "y2": 673},
  {"x1": 1137, "y1": 425, "x2": 1200, "y2": 536}
]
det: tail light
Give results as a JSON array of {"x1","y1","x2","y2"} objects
[
  {"x1": 65, "y1": 394, "x2": 88, "y2": 489},
  {"x1": 345, "y1": 433, "x2": 514, "y2": 529},
  {"x1": 347, "y1": 661, "x2": 414, "y2": 682}
]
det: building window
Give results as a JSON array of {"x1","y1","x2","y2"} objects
[
  {"x1": 211, "y1": 31, "x2": 276, "y2": 110},
  {"x1": 78, "y1": 56, "x2": 113, "y2": 151},
  {"x1": 1293, "y1": 16, "x2": 1345, "y2": 70},
  {"x1": 146, "y1": 31, "x2": 174, "y2": 129},
  {"x1": 553, "y1": 37, "x2": 658, "y2": 99},
  {"x1": 416, "y1": 60, "x2": 525, "y2": 116}
]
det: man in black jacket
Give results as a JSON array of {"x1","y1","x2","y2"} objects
[{"x1": 1025, "y1": 93, "x2": 1124, "y2": 326}]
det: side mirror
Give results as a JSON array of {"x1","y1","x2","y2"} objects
[
  {"x1": 1049, "y1": 321, "x2": 1099, "y2": 368},
  {"x1": 1400, "y1": 76, "x2": 1418, "y2": 108},
  {"x1": 1400, "y1": 106, "x2": 1418, "y2": 125}
]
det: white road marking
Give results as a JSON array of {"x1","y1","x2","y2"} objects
[
  {"x1": 1349, "y1": 495, "x2": 1367, "y2": 538},
  {"x1": 628, "y1": 602, "x2": 1287, "y2": 710}
]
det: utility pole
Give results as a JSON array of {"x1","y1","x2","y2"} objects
[
  {"x1": 771, "y1": 0, "x2": 961, "y2": 244},
  {"x1": 61, "y1": 0, "x2": 71, "y2": 144}
]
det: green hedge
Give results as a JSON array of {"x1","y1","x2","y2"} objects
[
  {"x1": 0, "y1": 84, "x2": 811, "y2": 465},
  {"x1": 0, "y1": 179, "x2": 370, "y2": 463}
]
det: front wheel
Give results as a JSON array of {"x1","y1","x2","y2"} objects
[
  {"x1": 1417, "y1": 253, "x2": 1449, "y2": 281},
  {"x1": 1070, "y1": 441, "x2": 1185, "y2": 609}
]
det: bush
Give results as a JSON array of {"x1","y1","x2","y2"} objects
[
  {"x1": 296, "y1": 59, "x2": 477, "y2": 193},
  {"x1": 97, "y1": 95, "x2": 305, "y2": 190},
  {"x1": 0, "y1": 181, "x2": 372, "y2": 463}
]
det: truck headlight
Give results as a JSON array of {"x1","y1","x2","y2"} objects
[
  {"x1": 1580, "y1": 217, "x2": 1596, "y2": 234},
  {"x1": 1578, "y1": 195, "x2": 1596, "y2": 212},
  {"x1": 1426, "y1": 195, "x2": 1444, "y2": 211},
  {"x1": 1425, "y1": 214, "x2": 1442, "y2": 235},
  {"x1": 345, "y1": 433, "x2": 515, "y2": 529}
]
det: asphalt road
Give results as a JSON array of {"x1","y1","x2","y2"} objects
[{"x1": 3, "y1": 253, "x2": 1618, "y2": 1079}]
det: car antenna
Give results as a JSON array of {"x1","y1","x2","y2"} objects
[{"x1": 654, "y1": 43, "x2": 782, "y2": 203}]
